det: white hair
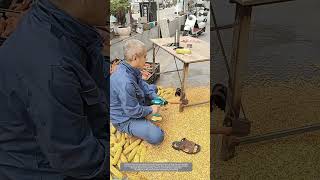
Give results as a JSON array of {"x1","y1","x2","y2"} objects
[{"x1": 123, "y1": 39, "x2": 146, "y2": 61}]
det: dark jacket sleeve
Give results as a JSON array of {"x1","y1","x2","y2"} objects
[{"x1": 33, "y1": 64, "x2": 108, "y2": 179}]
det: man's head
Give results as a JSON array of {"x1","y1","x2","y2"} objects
[
  {"x1": 123, "y1": 39, "x2": 147, "y2": 70},
  {"x1": 50, "y1": 0, "x2": 107, "y2": 26}
]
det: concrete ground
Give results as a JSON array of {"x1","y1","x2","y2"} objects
[{"x1": 212, "y1": 0, "x2": 320, "y2": 179}]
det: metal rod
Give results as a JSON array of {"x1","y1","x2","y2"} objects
[
  {"x1": 156, "y1": 69, "x2": 183, "y2": 75},
  {"x1": 239, "y1": 123, "x2": 320, "y2": 145},
  {"x1": 211, "y1": 24, "x2": 235, "y2": 31},
  {"x1": 230, "y1": 0, "x2": 296, "y2": 7},
  {"x1": 184, "y1": 100, "x2": 210, "y2": 107}
]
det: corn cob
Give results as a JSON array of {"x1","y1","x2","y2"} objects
[
  {"x1": 124, "y1": 140, "x2": 130, "y2": 149},
  {"x1": 123, "y1": 139, "x2": 141, "y2": 155},
  {"x1": 111, "y1": 125, "x2": 116, "y2": 134},
  {"x1": 110, "y1": 165, "x2": 124, "y2": 179},
  {"x1": 128, "y1": 146, "x2": 139, "y2": 162},
  {"x1": 133, "y1": 154, "x2": 140, "y2": 163},
  {"x1": 112, "y1": 147, "x2": 123, "y2": 165}
]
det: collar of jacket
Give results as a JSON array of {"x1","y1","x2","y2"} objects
[
  {"x1": 121, "y1": 60, "x2": 142, "y2": 78},
  {"x1": 33, "y1": 0, "x2": 103, "y2": 50}
]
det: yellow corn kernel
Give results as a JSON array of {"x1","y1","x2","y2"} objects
[
  {"x1": 133, "y1": 154, "x2": 140, "y2": 163},
  {"x1": 120, "y1": 154, "x2": 128, "y2": 163},
  {"x1": 140, "y1": 146, "x2": 147, "y2": 162}
]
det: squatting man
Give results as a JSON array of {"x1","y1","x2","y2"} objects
[{"x1": 110, "y1": 39, "x2": 167, "y2": 145}]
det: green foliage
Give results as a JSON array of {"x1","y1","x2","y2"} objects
[{"x1": 111, "y1": 0, "x2": 130, "y2": 26}]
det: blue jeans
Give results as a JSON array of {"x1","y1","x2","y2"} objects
[{"x1": 115, "y1": 119, "x2": 164, "y2": 145}]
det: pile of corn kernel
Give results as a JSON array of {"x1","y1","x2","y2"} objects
[{"x1": 110, "y1": 87, "x2": 210, "y2": 180}]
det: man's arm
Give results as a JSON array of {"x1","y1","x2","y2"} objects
[
  {"x1": 118, "y1": 82, "x2": 153, "y2": 118},
  {"x1": 141, "y1": 81, "x2": 158, "y2": 100},
  {"x1": 34, "y1": 64, "x2": 108, "y2": 179}
]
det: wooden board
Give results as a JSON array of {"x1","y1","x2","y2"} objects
[
  {"x1": 159, "y1": 19, "x2": 170, "y2": 38},
  {"x1": 150, "y1": 36, "x2": 210, "y2": 64},
  {"x1": 230, "y1": 0, "x2": 295, "y2": 6}
]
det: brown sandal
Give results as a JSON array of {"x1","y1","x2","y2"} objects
[{"x1": 172, "y1": 138, "x2": 201, "y2": 154}]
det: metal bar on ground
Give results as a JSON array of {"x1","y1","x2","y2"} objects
[
  {"x1": 156, "y1": 69, "x2": 183, "y2": 74},
  {"x1": 211, "y1": 24, "x2": 235, "y2": 31},
  {"x1": 239, "y1": 123, "x2": 320, "y2": 145},
  {"x1": 230, "y1": 0, "x2": 296, "y2": 6},
  {"x1": 184, "y1": 101, "x2": 210, "y2": 107}
]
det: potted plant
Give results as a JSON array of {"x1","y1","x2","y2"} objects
[{"x1": 111, "y1": 0, "x2": 131, "y2": 36}]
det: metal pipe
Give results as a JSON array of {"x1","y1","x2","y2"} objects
[
  {"x1": 156, "y1": 69, "x2": 183, "y2": 74},
  {"x1": 211, "y1": 24, "x2": 235, "y2": 31},
  {"x1": 239, "y1": 123, "x2": 320, "y2": 145}
]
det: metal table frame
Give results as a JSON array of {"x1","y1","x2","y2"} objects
[{"x1": 211, "y1": 0, "x2": 320, "y2": 160}]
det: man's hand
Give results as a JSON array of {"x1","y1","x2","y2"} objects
[
  {"x1": 151, "y1": 105, "x2": 160, "y2": 114},
  {"x1": 146, "y1": 105, "x2": 160, "y2": 120}
]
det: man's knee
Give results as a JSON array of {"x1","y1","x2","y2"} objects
[{"x1": 148, "y1": 128, "x2": 164, "y2": 145}]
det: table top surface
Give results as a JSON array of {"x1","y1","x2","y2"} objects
[
  {"x1": 230, "y1": 0, "x2": 295, "y2": 6},
  {"x1": 150, "y1": 36, "x2": 210, "y2": 64}
]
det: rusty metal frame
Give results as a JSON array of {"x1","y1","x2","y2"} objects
[{"x1": 212, "y1": 0, "x2": 320, "y2": 160}]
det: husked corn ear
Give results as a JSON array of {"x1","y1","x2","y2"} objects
[
  {"x1": 115, "y1": 131, "x2": 121, "y2": 141},
  {"x1": 133, "y1": 154, "x2": 140, "y2": 163},
  {"x1": 128, "y1": 146, "x2": 139, "y2": 162},
  {"x1": 117, "y1": 160, "x2": 121, "y2": 169},
  {"x1": 110, "y1": 147, "x2": 116, "y2": 154},
  {"x1": 114, "y1": 138, "x2": 126, "y2": 149},
  {"x1": 127, "y1": 175, "x2": 139, "y2": 180},
  {"x1": 123, "y1": 139, "x2": 141, "y2": 155},
  {"x1": 110, "y1": 137, "x2": 116, "y2": 143},
  {"x1": 137, "y1": 144, "x2": 142, "y2": 154},
  {"x1": 111, "y1": 125, "x2": 116, "y2": 134},
  {"x1": 120, "y1": 133, "x2": 125, "y2": 141},
  {"x1": 124, "y1": 140, "x2": 130, "y2": 149},
  {"x1": 120, "y1": 154, "x2": 128, "y2": 163},
  {"x1": 110, "y1": 150, "x2": 115, "y2": 157},
  {"x1": 110, "y1": 157, "x2": 113, "y2": 164},
  {"x1": 111, "y1": 133, "x2": 117, "y2": 143},
  {"x1": 112, "y1": 147, "x2": 123, "y2": 165},
  {"x1": 129, "y1": 136, "x2": 138, "y2": 144},
  {"x1": 140, "y1": 145, "x2": 147, "y2": 162},
  {"x1": 110, "y1": 165, "x2": 124, "y2": 179}
]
